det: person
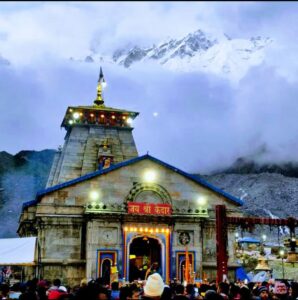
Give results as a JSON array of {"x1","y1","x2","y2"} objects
[
  {"x1": 257, "y1": 286, "x2": 270, "y2": 300},
  {"x1": 111, "y1": 281, "x2": 120, "y2": 300},
  {"x1": 217, "y1": 282, "x2": 229, "y2": 300},
  {"x1": 47, "y1": 279, "x2": 67, "y2": 300},
  {"x1": 186, "y1": 284, "x2": 196, "y2": 299},
  {"x1": 160, "y1": 286, "x2": 172, "y2": 300},
  {"x1": 145, "y1": 263, "x2": 161, "y2": 280},
  {"x1": 142, "y1": 273, "x2": 165, "y2": 299},
  {"x1": 0, "y1": 283, "x2": 10, "y2": 300},
  {"x1": 173, "y1": 284, "x2": 188, "y2": 300},
  {"x1": 130, "y1": 259, "x2": 141, "y2": 282}
]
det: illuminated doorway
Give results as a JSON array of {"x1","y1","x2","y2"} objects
[{"x1": 129, "y1": 236, "x2": 162, "y2": 281}]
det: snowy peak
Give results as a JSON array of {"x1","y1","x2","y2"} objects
[
  {"x1": 113, "y1": 29, "x2": 218, "y2": 67},
  {"x1": 77, "y1": 29, "x2": 272, "y2": 83}
]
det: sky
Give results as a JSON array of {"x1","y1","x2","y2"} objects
[{"x1": 1, "y1": 1, "x2": 298, "y2": 173}]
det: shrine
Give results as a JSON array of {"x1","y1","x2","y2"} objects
[{"x1": 18, "y1": 68, "x2": 244, "y2": 286}]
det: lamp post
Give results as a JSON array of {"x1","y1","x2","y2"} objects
[{"x1": 279, "y1": 249, "x2": 285, "y2": 279}]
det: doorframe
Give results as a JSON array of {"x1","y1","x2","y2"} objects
[{"x1": 123, "y1": 230, "x2": 171, "y2": 283}]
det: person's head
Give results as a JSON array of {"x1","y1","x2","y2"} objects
[
  {"x1": 258, "y1": 286, "x2": 269, "y2": 300},
  {"x1": 53, "y1": 279, "x2": 61, "y2": 287},
  {"x1": 175, "y1": 284, "x2": 185, "y2": 295},
  {"x1": 218, "y1": 282, "x2": 229, "y2": 295},
  {"x1": 240, "y1": 286, "x2": 252, "y2": 300},
  {"x1": 144, "y1": 273, "x2": 164, "y2": 298},
  {"x1": 204, "y1": 290, "x2": 224, "y2": 300},
  {"x1": 111, "y1": 281, "x2": 119, "y2": 291},
  {"x1": 0, "y1": 283, "x2": 10, "y2": 296},
  {"x1": 161, "y1": 286, "x2": 172, "y2": 300},
  {"x1": 186, "y1": 284, "x2": 194, "y2": 295},
  {"x1": 98, "y1": 287, "x2": 109, "y2": 299}
]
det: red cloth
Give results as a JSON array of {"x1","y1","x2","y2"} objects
[{"x1": 48, "y1": 290, "x2": 66, "y2": 300}]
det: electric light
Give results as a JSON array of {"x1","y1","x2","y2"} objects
[
  {"x1": 235, "y1": 232, "x2": 239, "y2": 238},
  {"x1": 291, "y1": 237, "x2": 296, "y2": 242},
  {"x1": 149, "y1": 229, "x2": 153, "y2": 233},
  {"x1": 126, "y1": 118, "x2": 133, "y2": 125},
  {"x1": 100, "y1": 114, "x2": 105, "y2": 118},
  {"x1": 73, "y1": 112, "x2": 80, "y2": 119},
  {"x1": 161, "y1": 228, "x2": 165, "y2": 233},
  {"x1": 80, "y1": 112, "x2": 83, "y2": 116},
  {"x1": 134, "y1": 227, "x2": 137, "y2": 232},
  {"x1": 90, "y1": 113, "x2": 94, "y2": 117},
  {"x1": 130, "y1": 227, "x2": 133, "y2": 232},
  {"x1": 145, "y1": 228, "x2": 148, "y2": 232},
  {"x1": 143, "y1": 170, "x2": 157, "y2": 182},
  {"x1": 197, "y1": 195, "x2": 207, "y2": 206},
  {"x1": 102, "y1": 81, "x2": 107, "y2": 88},
  {"x1": 112, "y1": 115, "x2": 116, "y2": 119},
  {"x1": 69, "y1": 108, "x2": 73, "y2": 112},
  {"x1": 140, "y1": 228, "x2": 143, "y2": 232},
  {"x1": 89, "y1": 190, "x2": 100, "y2": 201},
  {"x1": 124, "y1": 227, "x2": 128, "y2": 232},
  {"x1": 262, "y1": 234, "x2": 267, "y2": 242},
  {"x1": 155, "y1": 228, "x2": 159, "y2": 233},
  {"x1": 122, "y1": 116, "x2": 126, "y2": 120},
  {"x1": 68, "y1": 120, "x2": 74, "y2": 125},
  {"x1": 279, "y1": 249, "x2": 285, "y2": 257},
  {"x1": 166, "y1": 228, "x2": 170, "y2": 233}
]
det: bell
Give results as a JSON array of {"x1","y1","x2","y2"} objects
[{"x1": 255, "y1": 256, "x2": 272, "y2": 271}]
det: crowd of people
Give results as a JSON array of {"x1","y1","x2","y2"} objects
[{"x1": 1, "y1": 273, "x2": 298, "y2": 300}]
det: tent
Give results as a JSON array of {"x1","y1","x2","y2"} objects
[{"x1": 0, "y1": 237, "x2": 37, "y2": 266}]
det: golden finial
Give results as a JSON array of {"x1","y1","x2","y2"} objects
[{"x1": 94, "y1": 67, "x2": 106, "y2": 106}]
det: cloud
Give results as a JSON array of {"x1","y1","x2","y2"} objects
[{"x1": 1, "y1": 2, "x2": 298, "y2": 174}]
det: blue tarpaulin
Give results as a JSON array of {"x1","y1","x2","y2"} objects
[
  {"x1": 238, "y1": 237, "x2": 260, "y2": 244},
  {"x1": 236, "y1": 267, "x2": 250, "y2": 281}
]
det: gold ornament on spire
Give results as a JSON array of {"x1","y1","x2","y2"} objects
[{"x1": 94, "y1": 67, "x2": 106, "y2": 106}]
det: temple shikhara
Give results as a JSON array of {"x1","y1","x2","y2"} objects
[{"x1": 18, "y1": 68, "x2": 244, "y2": 286}]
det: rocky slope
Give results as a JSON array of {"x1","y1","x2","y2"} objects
[
  {"x1": 0, "y1": 150, "x2": 297, "y2": 238},
  {"x1": 0, "y1": 150, "x2": 55, "y2": 237}
]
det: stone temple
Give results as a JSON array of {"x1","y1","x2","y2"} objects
[{"x1": 18, "y1": 69, "x2": 244, "y2": 286}]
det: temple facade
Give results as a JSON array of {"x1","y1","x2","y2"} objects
[{"x1": 18, "y1": 69, "x2": 244, "y2": 286}]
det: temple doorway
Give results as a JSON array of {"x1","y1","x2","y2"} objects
[{"x1": 129, "y1": 236, "x2": 161, "y2": 281}]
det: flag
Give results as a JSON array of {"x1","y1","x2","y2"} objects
[{"x1": 185, "y1": 246, "x2": 190, "y2": 283}]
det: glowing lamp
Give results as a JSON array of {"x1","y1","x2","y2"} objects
[
  {"x1": 100, "y1": 114, "x2": 105, "y2": 118},
  {"x1": 112, "y1": 115, "x2": 116, "y2": 119},
  {"x1": 279, "y1": 249, "x2": 285, "y2": 257},
  {"x1": 102, "y1": 81, "x2": 107, "y2": 88},
  {"x1": 69, "y1": 108, "x2": 73, "y2": 112},
  {"x1": 126, "y1": 118, "x2": 133, "y2": 125},
  {"x1": 143, "y1": 170, "x2": 157, "y2": 182},
  {"x1": 73, "y1": 112, "x2": 80, "y2": 119},
  {"x1": 262, "y1": 234, "x2": 267, "y2": 242},
  {"x1": 129, "y1": 254, "x2": 136, "y2": 259},
  {"x1": 197, "y1": 195, "x2": 207, "y2": 206},
  {"x1": 166, "y1": 228, "x2": 170, "y2": 233},
  {"x1": 235, "y1": 232, "x2": 239, "y2": 238},
  {"x1": 124, "y1": 227, "x2": 128, "y2": 232},
  {"x1": 122, "y1": 116, "x2": 126, "y2": 120},
  {"x1": 145, "y1": 228, "x2": 148, "y2": 232},
  {"x1": 90, "y1": 113, "x2": 94, "y2": 117},
  {"x1": 68, "y1": 120, "x2": 74, "y2": 125},
  {"x1": 89, "y1": 190, "x2": 100, "y2": 201},
  {"x1": 130, "y1": 227, "x2": 133, "y2": 232}
]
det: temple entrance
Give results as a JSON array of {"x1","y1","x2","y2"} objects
[{"x1": 129, "y1": 236, "x2": 161, "y2": 281}]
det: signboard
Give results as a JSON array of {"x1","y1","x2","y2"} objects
[{"x1": 127, "y1": 202, "x2": 172, "y2": 216}]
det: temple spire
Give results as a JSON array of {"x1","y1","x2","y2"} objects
[{"x1": 94, "y1": 67, "x2": 106, "y2": 106}]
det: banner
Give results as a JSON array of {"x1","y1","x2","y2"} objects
[{"x1": 127, "y1": 202, "x2": 172, "y2": 215}]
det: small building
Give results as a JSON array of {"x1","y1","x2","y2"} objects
[{"x1": 18, "y1": 69, "x2": 244, "y2": 286}]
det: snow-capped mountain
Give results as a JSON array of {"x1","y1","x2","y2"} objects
[{"x1": 80, "y1": 29, "x2": 273, "y2": 83}]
